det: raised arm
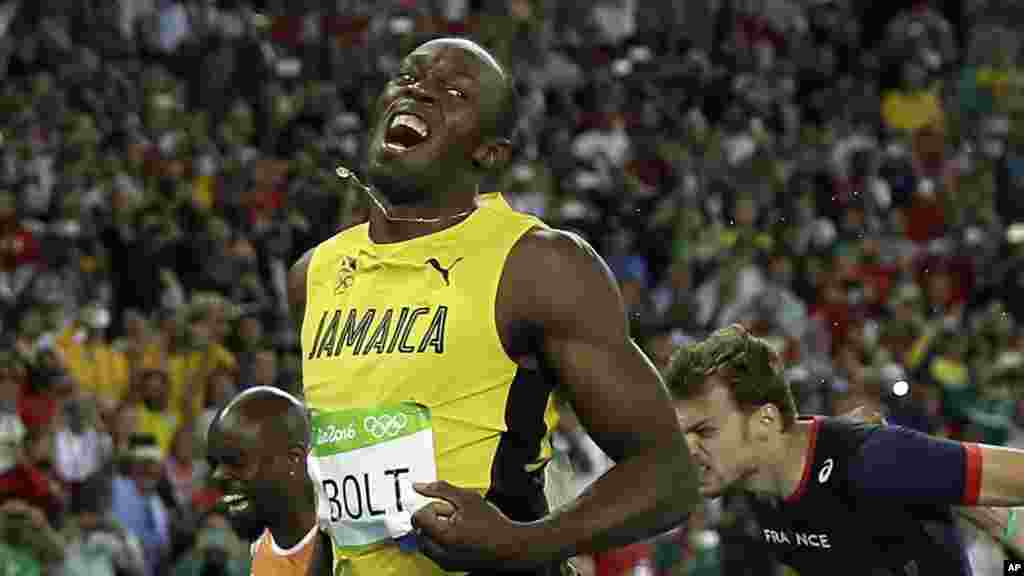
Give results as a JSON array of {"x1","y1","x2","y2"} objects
[{"x1": 502, "y1": 229, "x2": 700, "y2": 561}]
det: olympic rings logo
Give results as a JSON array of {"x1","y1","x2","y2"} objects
[{"x1": 363, "y1": 413, "x2": 409, "y2": 439}]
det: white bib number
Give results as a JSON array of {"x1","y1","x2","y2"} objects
[{"x1": 309, "y1": 403, "x2": 437, "y2": 548}]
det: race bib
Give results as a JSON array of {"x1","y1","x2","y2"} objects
[{"x1": 310, "y1": 403, "x2": 437, "y2": 548}]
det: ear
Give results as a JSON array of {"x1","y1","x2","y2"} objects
[
  {"x1": 471, "y1": 138, "x2": 512, "y2": 172},
  {"x1": 752, "y1": 404, "x2": 782, "y2": 435},
  {"x1": 287, "y1": 446, "x2": 307, "y2": 468}
]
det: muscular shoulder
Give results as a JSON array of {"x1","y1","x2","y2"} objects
[
  {"x1": 288, "y1": 247, "x2": 316, "y2": 303},
  {"x1": 288, "y1": 224, "x2": 367, "y2": 302},
  {"x1": 507, "y1": 228, "x2": 598, "y2": 275},
  {"x1": 500, "y1": 228, "x2": 625, "y2": 340}
]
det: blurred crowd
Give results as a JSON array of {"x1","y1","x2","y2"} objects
[{"x1": 2, "y1": 0, "x2": 1024, "y2": 575}]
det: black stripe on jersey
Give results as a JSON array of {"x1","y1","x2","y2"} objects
[
  {"x1": 480, "y1": 366, "x2": 562, "y2": 576},
  {"x1": 486, "y1": 366, "x2": 553, "y2": 520}
]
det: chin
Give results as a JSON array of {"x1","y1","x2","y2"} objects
[
  {"x1": 698, "y1": 474, "x2": 727, "y2": 499},
  {"x1": 365, "y1": 163, "x2": 432, "y2": 207},
  {"x1": 698, "y1": 485, "x2": 723, "y2": 499},
  {"x1": 225, "y1": 509, "x2": 268, "y2": 541}
]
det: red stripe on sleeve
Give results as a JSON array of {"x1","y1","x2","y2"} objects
[
  {"x1": 962, "y1": 443, "x2": 983, "y2": 506},
  {"x1": 784, "y1": 417, "x2": 820, "y2": 504}
]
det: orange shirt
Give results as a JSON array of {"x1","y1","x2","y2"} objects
[{"x1": 250, "y1": 525, "x2": 318, "y2": 576}]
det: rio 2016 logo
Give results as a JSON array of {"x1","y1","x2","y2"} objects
[
  {"x1": 315, "y1": 424, "x2": 356, "y2": 445},
  {"x1": 363, "y1": 412, "x2": 409, "y2": 439}
]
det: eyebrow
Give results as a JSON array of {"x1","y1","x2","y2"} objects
[
  {"x1": 403, "y1": 55, "x2": 478, "y2": 85},
  {"x1": 209, "y1": 445, "x2": 245, "y2": 463}
]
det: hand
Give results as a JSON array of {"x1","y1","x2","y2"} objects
[
  {"x1": 411, "y1": 481, "x2": 537, "y2": 572},
  {"x1": 843, "y1": 405, "x2": 888, "y2": 426}
]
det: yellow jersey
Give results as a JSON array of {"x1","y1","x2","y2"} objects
[
  {"x1": 301, "y1": 193, "x2": 559, "y2": 576},
  {"x1": 166, "y1": 345, "x2": 237, "y2": 419},
  {"x1": 134, "y1": 405, "x2": 179, "y2": 457},
  {"x1": 56, "y1": 330, "x2": 130, "y2": 406}
]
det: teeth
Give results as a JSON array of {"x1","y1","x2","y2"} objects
[
  {"x1": 220, "y1": 493, "x2": 250, "y2": 513},
  {"x1": 390, "y1": 114, "x2": 428, "y2": 137}
]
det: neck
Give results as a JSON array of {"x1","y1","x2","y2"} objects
[
  {"x1": 745, "y1": 419, "x2": 815, "y2": 500},
  {"x1": 367, "y1": 195, "x2": 478, "y2": 244},
  {"x1": 268, "y1": 482, "x2": 316, "y2": 550}
]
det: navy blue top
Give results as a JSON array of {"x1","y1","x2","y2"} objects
[{"x1": 747, "y1": 416, "x2": 981, "y2": 576}]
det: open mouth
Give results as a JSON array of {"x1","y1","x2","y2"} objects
[
  {"x1": 219, "y1": 492, "x2": 250, "y2": 514},
  {"x1": 383, "y1": 113, "x2": 430, "y2": 151}
]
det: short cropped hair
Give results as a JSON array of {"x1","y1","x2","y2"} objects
[
  {"x1": 493, "y1": 78, "x2": 520, "y2": 142},
  {"x1": 664, "y1": 324, "x2": 797, "y2": 431}
]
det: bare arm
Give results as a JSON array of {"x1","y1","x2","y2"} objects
[
  {"x1": 504, "y1": 229, "x2": 700, "y2": 561},
  {"x1": 955, "y1": 506, "x2": 1024, "y2": 559},
  {"x1": 952, "y1": 451, "x2": 1024, "y2": 559},
  {"x1": 288, "y1": 248, "x2": 314, "y2": 397},
  {"x1": 288, "y1": 248, "x2": 314, "y2": 333},
  {"x1": 972, "y1": 444, "x2": 1024, "y2": 507}
]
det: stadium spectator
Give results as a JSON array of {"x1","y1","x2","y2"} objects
[
  {"x1": 0, "y1": 497, "x2": 65, "y2": 575},
  {"x1": 0, "y1": 412, "x2": 64, "y2": 524},
  {"x1": 53, "y1": 395, "x2": 113, "y2": 512},
  {"x1": 60, "y1": 472, "x2": 147, "y2": 576},
  {"x1": 111, "y1": 434, "x2": 173, "y2": 576}
]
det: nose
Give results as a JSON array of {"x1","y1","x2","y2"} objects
[{"x1": 211, "y1": 465, "x2": 229, "y2": 487}]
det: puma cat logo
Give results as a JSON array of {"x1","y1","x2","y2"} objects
[{"x1": 426, "y1": 257, "x2": 464, "y2": 286}]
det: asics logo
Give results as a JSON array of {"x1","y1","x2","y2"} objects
[
  {"x1": 363, "y1": 413, "x2": 409, "y2": 439},
  {"x1": 818, "y1": 458, "x2": 834, "y2": 484}
]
